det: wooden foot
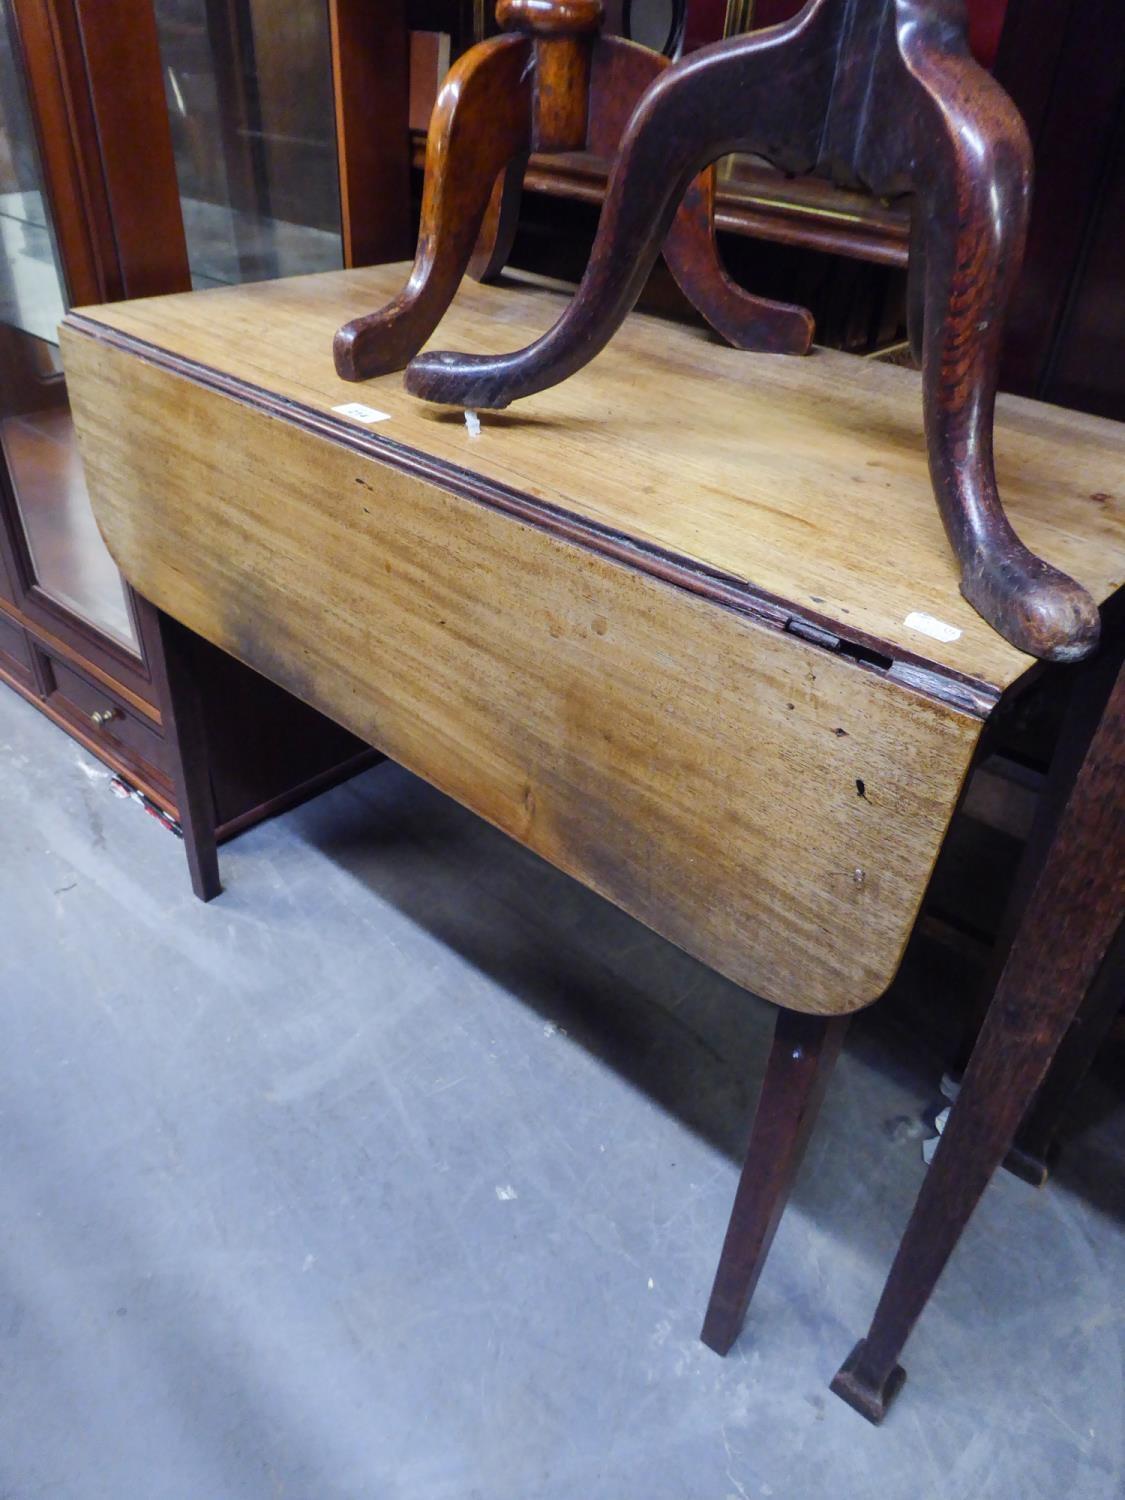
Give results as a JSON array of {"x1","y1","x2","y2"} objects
[
  {"x1": 908, "y1": 37, "x2": 1099, "y2": 662},
  {"x1": 831, "y1": 657, "x2": 1125, "y2": 1421},
  {"x1": 333, "y1": 33, "x2": 532, "y2": 381},
  {"x1": 151, "y1": 609, "x2": 221, "y2": 902},
  {"x1": 701, "y1": 1009, "x2": 848, "y2": 1357},
  {"x1": 831, "y1": 1339, "x2": 906, "y2": 1425},
  {"x1": 406, "y1": 12, "x2": 829, "y2": 407}
]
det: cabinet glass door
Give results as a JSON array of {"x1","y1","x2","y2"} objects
[
  {"x1": 0, "y1": 5, "x2": 138, "y2": 650},
  {"x1": 153, "y1": 0, "x2": 343, "y2": 289}
]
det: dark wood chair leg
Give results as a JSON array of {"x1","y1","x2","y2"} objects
[
  {"x1": 701, "y1": 1008, "x2": 849, "y2": 1357},
  {"x1": 150, "y1": 609, "x2": 221, "y2": 902},
  {"x1": 333, "y1": 32, "x2": 532, "y2": 381},
  {"x1": 831, "y1": 656, "x2": 1125, "y2": 1424},
  {"x1": 405, "y1": 11, "x2": 829, "y2": 407},
  {"x1": 908, "y1": 42, "x2": 1099, "y2": 663}
]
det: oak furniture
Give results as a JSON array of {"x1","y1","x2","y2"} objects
[{"x1": 61, "y1": 264, "x2": 1125, "y2": 1412}]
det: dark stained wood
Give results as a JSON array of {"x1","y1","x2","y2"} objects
[
  {"x1": 586, "y1": 36, "x2": 811, "y2": 352},
  {"x1": 6, "y1": 0, "x2": 190, "y2": 697},
  {"x1": 6, "y1": 0, "x2": 115, "y2": 307},
  {"x1": 330, "y1": 0, "x2": 414, "y2": 268},
  {"x1": 701, "y1": 1009, "x2": 849, "y2": 1356},
  {"x1": 2, "y1": 0, "x2": 383, "y2": 896},
  {"x1": 429, "y1": 136, "x2": 913, "y2": 266},
  {"x1": 1007, "y1": 922, "x2": 1125, "y2": 1184},
  {"x1": 405, "y1": 0, "x2": 1101, "y2": 666},
  {"x1": 994, "y1": 0, "x2": 1125, "y2": 416},
  {"x1": 505, "y1": 0, "x2": 602, "y2": 151},
  {"x1": 996, "y1": 632, "x2": 1125, "y2": 1179},
  {"x1": 67, "y1": 0, "x2": 192, "y2": 299},
  {"x1": 466, "y1": 156, "x2": 528, "y2": 281},
  {"x1": 149, "y1": 610, "x2": 222, "y2": 902},
  {"x1": 831, "y1": 653, "x2": 1125, "y2": 1423},
  {"x1": 335, "y1": 0, "x2": 812, "y2": 379}
]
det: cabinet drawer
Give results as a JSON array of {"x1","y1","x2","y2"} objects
[{"x1": 41, "y1": 650, "x2": 170, "y2": 779}]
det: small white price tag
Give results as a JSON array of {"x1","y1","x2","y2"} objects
[
  {"x1": 331, "y1": 402, "x2": 392, "y2": 424},
  {"x1": 904, "y1": 610, "x2": 962, "y2": 643}
]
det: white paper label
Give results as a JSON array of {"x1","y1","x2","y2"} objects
[
  {"x1": 904, "y1": 610, "x2": 962, "y2": 643},
  {"x1": 331, "y1": 402, "x2": 392, "y2": 423}
]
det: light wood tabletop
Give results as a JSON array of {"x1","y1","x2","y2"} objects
[
  {"x1": 61, "y1": 266, "x2": 1125, "y2": 1015},
  {"x1": 71, "y1": 263, "x2": 1125, "y2": 697}
]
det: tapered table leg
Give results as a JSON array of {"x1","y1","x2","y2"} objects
[
  {"x1": 151, "y1": 609, "x2": 221, "y2": 902},
  {"x1": 701, "y1": 1008, "x2": 849, "y2": 1357},
  {"x1": 1007, "y1": 922, "x2": 1125, "y2": 1183},
  {"x1": 832, "y1": 657, "x2": 1125, "y2": 1423}
]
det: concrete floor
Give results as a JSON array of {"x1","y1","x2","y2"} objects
[{"x1": 2, "y1": 684, "x2": 1123, "y2": 1500}]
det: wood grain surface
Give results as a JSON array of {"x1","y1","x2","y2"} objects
[
  {"x1": 68, "y1": 265, "x2": 1125, "y2": 694},
  {"x1": 62, "y1": 307, "x2": 992, "y2": 1014}
]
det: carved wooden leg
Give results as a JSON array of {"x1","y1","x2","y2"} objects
[
  {"x1": 831, "y1": 657, "x2": 1125, "y2": 1424},
  {"x1": 701, "y1": 1009, "x2": 849, "y2": 1357},
  {"x1": 665, "y1": 171, "x2": 813, "y2": 355},
  {"x1": 405, "y1": 11, "x2": 831, "y2": 406},
  {"x1": 590, "y1": 36, "x2": 813, "y2": 355},
  {"x1": 908, "y1": 55, "x2": 1099, "y2": 662},
  {"x1": 151, "y1": 609, "x2": 221, "y2": 902},
  {"x1": 467, "y1": 156, "x2": 529, "y2": 283},
  {"x1": 333, "y1": 33, "x2": 532, "y2": 381}
]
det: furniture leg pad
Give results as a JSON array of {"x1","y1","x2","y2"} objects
[{"x1": 829, "y1": 1340, "x2": 906, "y2": 1425}]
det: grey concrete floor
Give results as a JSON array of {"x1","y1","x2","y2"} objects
[{"x1": 1, "y1": 684, "x2": 1123, "y2": 1500}]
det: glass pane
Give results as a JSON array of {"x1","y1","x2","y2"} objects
[
  {"x1": 0, "y1": 6, "x2": 138, "y2": 649},
  {"x1": 153, "y1": 0, "x2": 343, "y2": 289}
]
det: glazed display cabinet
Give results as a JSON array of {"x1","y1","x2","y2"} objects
[{"x1": 0, "y1": 0, "x2": 385, "y2": 882}]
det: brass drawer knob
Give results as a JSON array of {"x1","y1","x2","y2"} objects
[{"x1": 91, "y1": 706, "x2": 120, "y2": 728}]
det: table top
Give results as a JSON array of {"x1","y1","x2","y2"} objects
[{"x1": 72, "y1": 263, "x2": 1125, "y2": 699}]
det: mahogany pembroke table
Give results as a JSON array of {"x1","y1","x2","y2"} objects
[{"x1": 60, "y1": 266, "x2": 1125, "y2": 1420}]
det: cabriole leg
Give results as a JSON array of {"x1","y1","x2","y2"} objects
[
  {"x1": 909, "y1": 51, "x2": 1099, "y2": 662},
  {"x1": 589, "y1": 36, "x2": 813, "y2": 355},
  {"x1": 333, "y1": 33, "x2": 532, "y2": 380},
  {"x1": 405, "y1": 9, "x2": 831, "y2": 407}
]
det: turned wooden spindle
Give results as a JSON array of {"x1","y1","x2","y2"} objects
[
  {"x1": 404, "y1": 0, "x2": 1101, "y2": 664},
  {"x1": 503, "y1": 0, "x2": 602, "y2": 148},
  {"x1": 332, "y1": 0, "x2": 811, "y2": 384}
]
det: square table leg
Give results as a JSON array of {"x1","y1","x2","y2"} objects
[
  {"x1": 701, "y1": 1008, "x2": 849, "y2": 1357},
  {"x1": 831, "y1": 656, "x2": 1125, "y2": 1423},
  {"x1": 150, "y1": 607, "x2": 222, "y2": 903}
]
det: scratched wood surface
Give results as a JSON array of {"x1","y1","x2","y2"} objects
[
  {"x1": 67, "y1": 264, "x2": 1125, "y2": 694},
  {"x1": 62, "y1": 315, "x2": 988, "y2": 1014}
]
